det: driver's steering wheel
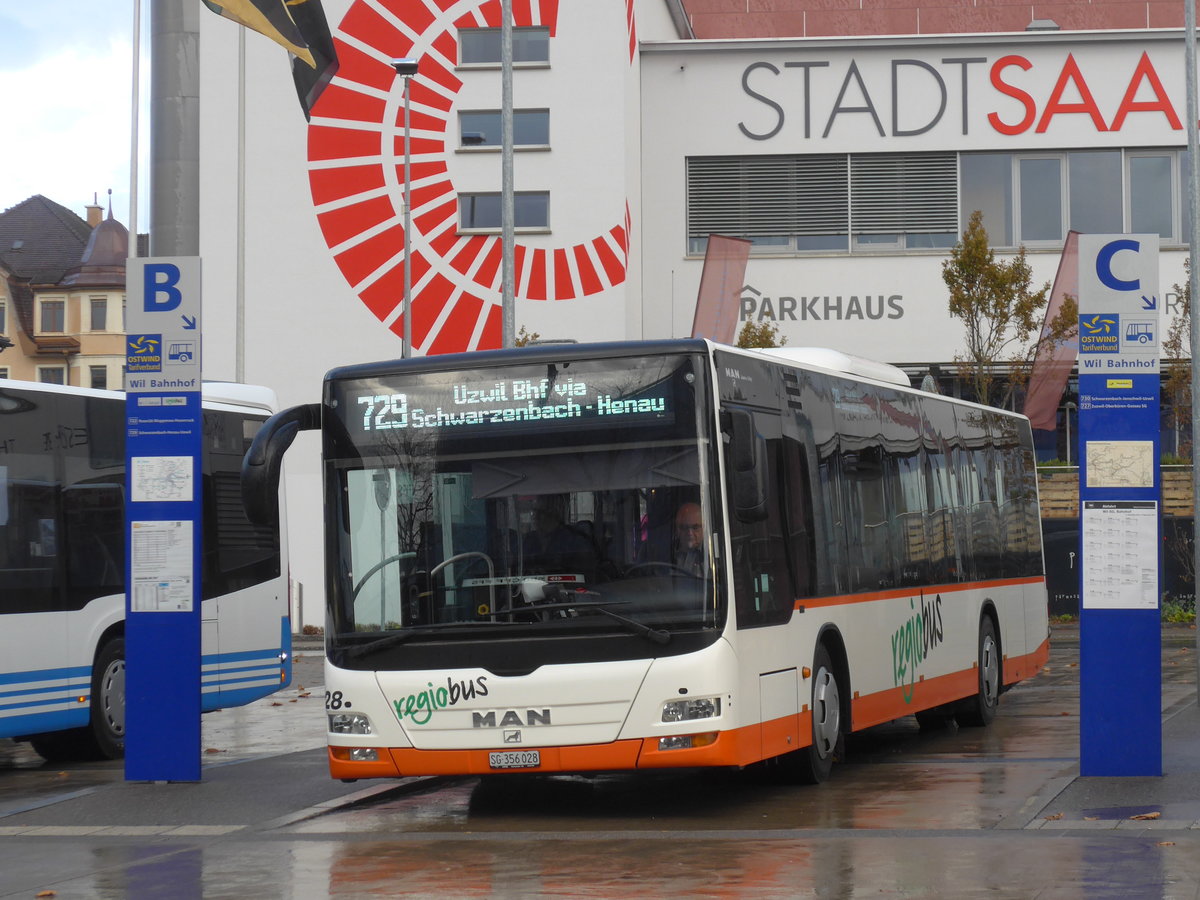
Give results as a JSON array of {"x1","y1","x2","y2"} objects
[{"x1": 351, "y1": 552, "x2": 417, "y2": 601}]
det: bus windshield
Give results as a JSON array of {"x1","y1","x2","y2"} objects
[{"x1": 324, "y1": 352, "x2": 722, "y2": 663}]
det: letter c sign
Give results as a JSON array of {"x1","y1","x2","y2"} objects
[{"x1": 1096, "y1": 239, "x2": 1141, "y2": 292}]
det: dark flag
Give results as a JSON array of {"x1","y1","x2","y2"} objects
[
  {"x1": 287, "y1": 0, "x2": 339, "y2": 119},
  {"x1": 203, "y1": 0, "x2": 340, "y2": 119}
]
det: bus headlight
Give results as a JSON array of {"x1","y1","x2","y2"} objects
[
  {"x1": 661, "y1": 696, "x2": 721, "y2": 722},
  {"x1": 328, "y1": 712, "x2": 373, "y2": 735}
]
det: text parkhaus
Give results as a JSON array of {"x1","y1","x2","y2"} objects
[{"x1": 740, "y1": 286, "x2": 905, "y2": 322}]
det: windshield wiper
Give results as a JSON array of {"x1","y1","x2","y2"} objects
[
  {"x1": 528, "y1": 588, "x2": 672, "y2": 645},
  {"x1": 340, "y1": 622, "x2": 493, "y2": 659}
]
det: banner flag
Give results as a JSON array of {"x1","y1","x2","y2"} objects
[
  {"x1": 692, "y1": 235, "x2": 752, "y2": 345},
  {"x1": 1024, "y1": 231, "x2": 1080, "y2": 432}
]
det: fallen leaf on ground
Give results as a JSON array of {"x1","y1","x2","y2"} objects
[
  {"x1": 271, "y1": 702, "x2": 282, "y2": 707},
  {"x1": 1157, "y1": 841, "x2": 1176, "y2": 846},
  {"x1": 1084, "y1": 816, "x2": 1099, "y2": 821},
  {"x1": 298, "y1": 691, "x2": 311, "y2": 698},
  {"x1": 203, "y1": 748, "x2": 226, "y2": 754},
  {"x1": 1130, "y1": 812, "x2": 1161, "y2": 820},
  {"x1": 36, "y1": 891, "x2": 56, "y2": 898},
  {"x1": 1060, "y1": 711, "x2": 1071, "y2": 716},
  {"x1": 1044, "y1": 812, "x2": 1063, "y2": 820}
]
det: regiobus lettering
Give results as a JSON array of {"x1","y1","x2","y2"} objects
[{"x1": 891, "y1": 594, "x2": 946, "y2": 703}]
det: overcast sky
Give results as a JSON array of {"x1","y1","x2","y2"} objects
[{"x1": 0, "y1": 2, "x2": 141, "y2": 226}]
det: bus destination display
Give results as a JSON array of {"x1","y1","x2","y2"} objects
[{"x1": 352, "y1": 372, "x2": 674, "y2": 433}]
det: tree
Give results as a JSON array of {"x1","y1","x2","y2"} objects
[
  {"x1": 515, "y1": 325, "x2": 541, "y2": 347},
  {"x1": 941, "y1": 210, "x2": 1075, "y2": 408},
  {"x1": 1163, "y1": 258, "x2": 1192, "y2": 458},
  {"x1": 736, "y1": 320, "x2": 787, "y2": 349}
]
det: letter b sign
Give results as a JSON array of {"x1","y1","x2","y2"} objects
[{"x1": 144, "y1": 263, "x2": 183, "y2": 312}]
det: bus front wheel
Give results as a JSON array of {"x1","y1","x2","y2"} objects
[
  {"x1": 956, "y1": 617, "x2": 999, "y2": 727},
  {"x1": 29, "y1": 637, "x2": 125, "y2": 762},
  {"x1": 87, "y1": 636, "x2": 126, "y2": 759},
  {"x1": 795, "y1": 643, "x2": 842, "y2": 784}
]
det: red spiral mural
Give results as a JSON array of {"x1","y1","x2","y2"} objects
[{"x1": 307, "y1": 0, "x2": 632, "y2": 354}]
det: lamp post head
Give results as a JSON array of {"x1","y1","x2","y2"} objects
[{"x1": 391, "y1": 57, "x2": 419, "y2": 77}]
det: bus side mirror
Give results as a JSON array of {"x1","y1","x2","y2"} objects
[
  {"x1": 241, "y1": 403, "x2": 321, "y2": 525},
  {"x1": 727, "y1": 409, "x2": 768, "y2": 523}
]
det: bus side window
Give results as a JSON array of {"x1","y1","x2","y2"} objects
[
  {"x1": 727, "y1": 424, "x2": 793, "y2": 629},
  {"x1": 63, "y1": 482, "x2": 124, "y2": 605},
  {"x1": 782, "y1": 438, "x2": 815, "y2": 598},
  {"x1": 203, "y1": 411, "x2": 282, "y2": 599}
]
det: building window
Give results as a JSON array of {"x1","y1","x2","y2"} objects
[
  {"x1": 459, "y1": 27, "x2": 549, "y2": 65},
  {"x1": 959, "y1": 153, "x2": 1012, "y2": 245},
  {"x1": 1018, "y1": 156, "x2": 1064, "y2": 243},
  {"x1": 39, "y1": 299, "x2": 65, "y2": 333},
  {"x1": 459, "y1": 109, "x2": 550, "y2": 148},
  {"x1": 459, "y1": 192, "x2": 550, "y2": 231},
  {"x1": 850, "y1": 153, "x2": 957, "y2": 250},
  {"x1": 1068, "y1": 151, "x2": 1123, "y2": 235},
  {"x1": 90, "y1": 365, "x2": 107, "y2": 390},
  {"x1": 1128, "y1": 151, "x2": 1188, "y2": 242},
  {"x1": 686, "y1": 154, "x2": 849, "y2": 255},
  {"x1": 38, "y1": 366, "x2": 66, "y2": 385},
  {"x1": 90, "y1": 297, "x2": 107, "y2": 331},
  {"x1": 962, "y1": 149, "x2": 1180, "y2": 247},
  {"x1": 0, "y1": 299, "x2": 6, "y2": 334},
  {"x1": 0, "y1": 367, "x2": 8, "y2": 380},
  {"x1": 687, "y1": 152, "x2": 958, "y2": 255}
]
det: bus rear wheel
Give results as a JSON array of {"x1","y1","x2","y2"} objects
[{"x1": 956, "y1": 617, "x2": 999, "y2": 728}]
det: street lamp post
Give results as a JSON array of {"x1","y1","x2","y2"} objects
[{"x1": 392, "y1": 57, "x2": 420, "y2": 358}]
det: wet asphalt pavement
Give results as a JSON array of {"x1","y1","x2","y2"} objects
[{"x1": 1, "y1": 629, "x2": 1198, "y2": 899}]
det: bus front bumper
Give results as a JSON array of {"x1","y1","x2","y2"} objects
[{"x1": 327, "y1": 724, "x2": 773, "y2": 780}]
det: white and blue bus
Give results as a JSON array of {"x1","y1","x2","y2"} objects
[
  {"x1": 244, "y1": 340, "x2": 1048, "y2": 783},
  {"x1": 1, "y1": 380, "x2": 291, "y2": 761}
]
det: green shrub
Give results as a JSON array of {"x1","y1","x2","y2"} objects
[{"x1": 1162, "y1": 597, "x2": 1196, "y2": 624}]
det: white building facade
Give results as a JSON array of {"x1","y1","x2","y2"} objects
[{"x1": 197, "y1": 2, "x2": 1192, "y2": 624}]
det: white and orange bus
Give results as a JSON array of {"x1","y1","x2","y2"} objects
[{"x1": 244, "y1": 339, "x2": 1048, "y2": 783}]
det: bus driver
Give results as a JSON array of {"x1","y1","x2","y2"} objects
[{"x1": 673, "y1": 502, "x2": 705, "y2": 576}]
